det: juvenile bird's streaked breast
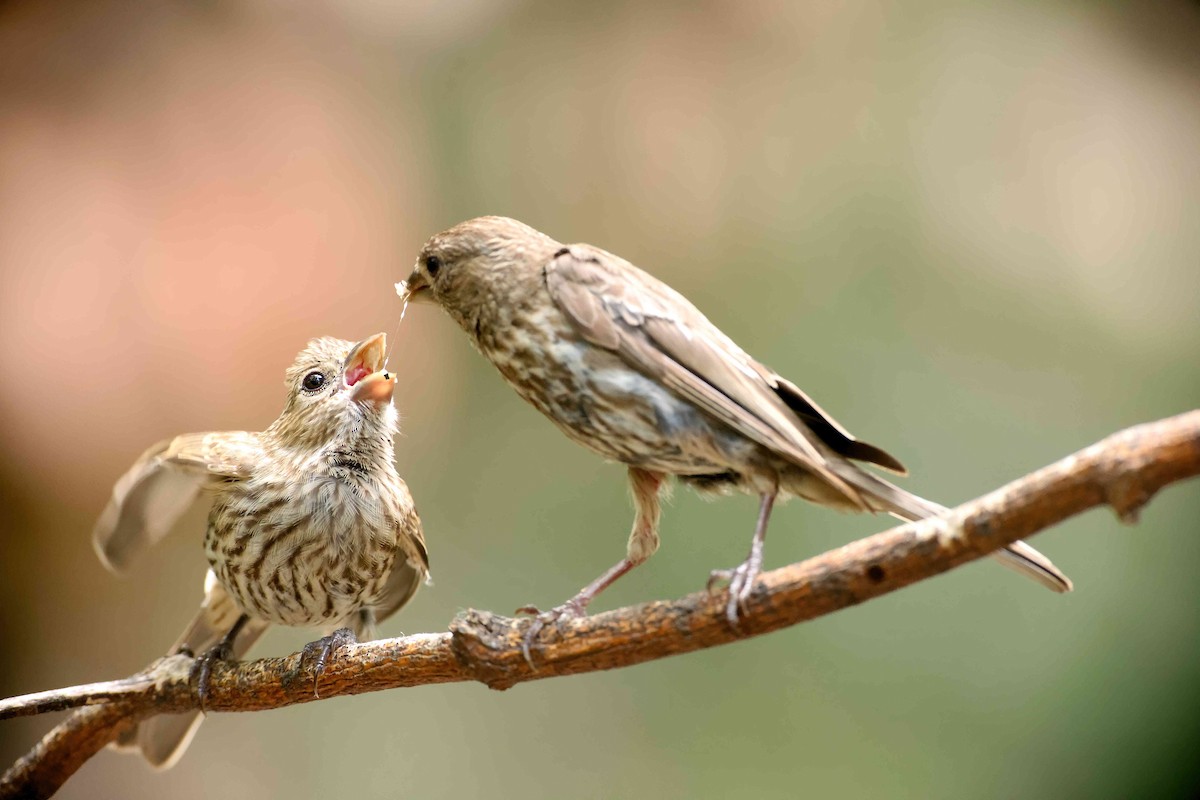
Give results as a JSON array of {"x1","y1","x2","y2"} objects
[{"x1": 204, "y1": 459, "x2": 408, "y2": 630}]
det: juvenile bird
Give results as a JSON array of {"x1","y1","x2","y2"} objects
[
  {"x1": 399, "y1": 216, "x2": 1071, "y2": 650},
  {"x1": 93, "y1": 333, "x2": 428, "y2": 768}
]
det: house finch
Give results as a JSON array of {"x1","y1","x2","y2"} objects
[
  {"x1": 398, "y1": 216, "x2": 1071, "y2": 653},
  {"x1": 92, "y1": 333, "x2": 428, "y2": 768}
]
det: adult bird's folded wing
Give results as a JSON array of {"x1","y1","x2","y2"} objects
[
  {"x1": 546, "y1": 245, "x2": 869, "y2": 509},
  {"x1": 765, "y1": 373, "x2": 907, "y2": 474}
]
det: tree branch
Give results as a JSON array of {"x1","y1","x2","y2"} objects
[
  {"x1": 4, "y1": 411, "x2": 1198, "y2": 798},
  {"x1": 2, "y1": 704, "x2": 139, "y2": 800}
]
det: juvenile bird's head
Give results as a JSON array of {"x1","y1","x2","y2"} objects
[
  {"x1": 267, "y1": 333, "x2": 398, "y2": 452},
  {"x1": 398, "y1": 216, "x2": 560, "y2": 332}
]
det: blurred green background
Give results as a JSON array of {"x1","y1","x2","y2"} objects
[{"x1": 2, "y1": 1, "x2": 1198, "y2": 797}]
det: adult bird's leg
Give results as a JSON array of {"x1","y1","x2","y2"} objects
[
  {"x1": 517, "y1": 467, "x2": 664, "y2": 666},
  {"x1": 708, "y1": 488, "x2": 777, "y2": 627},
  {"x1": 191, "y1": 613, "x2": 249, "y2": 711}
]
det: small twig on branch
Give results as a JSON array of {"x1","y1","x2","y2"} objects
[{"x1": 3, "y1": 411, "x2": 1198, "y2": 799}]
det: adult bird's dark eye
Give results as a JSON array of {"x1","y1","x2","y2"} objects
[
  {"x1": 426, "y1": 256, "x2": 441, "y2": 278},
  {"x1": 302, "y1": 372, "x2": 326, "y2": 392}
]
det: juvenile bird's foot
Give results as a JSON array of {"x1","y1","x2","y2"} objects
[
  {"x1": 707, "y1": 552, "x2": 764, "y2": 629},
  {"x1": 192, "y1": 644, "x2": 235, "y2": 712},
  {"x1": 191, "y1": 614, "x2": 249, "y2": 712},
  {"x1": 514, "y1": 598, "x2": 590, "y2": 669},
  {"x1": 300, "y1": 627, "x2": 358, "y2": 697}
]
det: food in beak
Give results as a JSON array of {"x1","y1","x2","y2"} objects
[{"x1": 395, "y1": 271, "x2": 430, "y2": 303}]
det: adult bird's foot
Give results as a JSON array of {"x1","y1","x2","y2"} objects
[
  {"x1": 300, "y1": 627, "x2": 358, "y2": 698},
  {"x1": 707, "y1": 555, "x2": 763, "y2": 629},
  {"x1": 514, "y1": 598, "x2": 589, "y2": 669}
]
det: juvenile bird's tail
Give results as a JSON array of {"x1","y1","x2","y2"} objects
[
  {"x1": 832, "y1": 466, "x2": 1073, "y2": 593},
  {"x1": 112, "y1": 572, "x2": 269, "y2": 768}
]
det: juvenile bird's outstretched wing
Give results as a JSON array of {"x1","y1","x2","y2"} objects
[{"x1": 92, "y1": 432, "x2": 263, "y2": 573}]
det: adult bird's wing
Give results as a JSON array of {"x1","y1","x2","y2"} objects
[
  {"x1": 546, "y1": 244, "x2": 903, "y2": 509},
  {"x1": 92, "y1": 432, "x2": 262, "y2": 574},
  {"x1": 546, "y1": 245, "x2": 1073, "y2": 593}
]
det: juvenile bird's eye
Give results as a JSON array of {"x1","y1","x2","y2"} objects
[
  {"x1": 425, "y1": 255, "x2": 442, "y2": 278},
  {"x1": 301, "y1": 371, "x2": 326, "y2": 392}
]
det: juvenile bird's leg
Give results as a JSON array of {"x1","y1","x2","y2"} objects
[
  {"x1": 192, "y1": 613, "x2": 249, "y2": 711},
  {"x1": 517, "y1": 467, "x2": 664, "y2": 666},
  {"x1": 708, "y1": 487, "x2": 777, "y2": 627},
  {"x1": 300, "y1": 626, "x2": 360, "y2": 697}
]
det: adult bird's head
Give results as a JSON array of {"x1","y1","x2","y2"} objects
[
  {"x1": 397, "y1": 216, "x2": 560, "y2": 334},
  {"x1": 268, "y1": 333, "x2": 397, "y2": 449}
]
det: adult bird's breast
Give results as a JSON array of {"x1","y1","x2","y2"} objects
[{"x1": 500, "y1": 334, "x2": 753, "y2": 475}]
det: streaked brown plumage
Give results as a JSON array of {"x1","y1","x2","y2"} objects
[
  {"x1": 399, "y1": 216, "x2": 1071, "y2": 652},
  {"x1": 93, "y1": 333, "x2": 428, "y2": 768}
]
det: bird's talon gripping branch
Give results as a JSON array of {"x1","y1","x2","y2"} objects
[
  {"x1": 301, "y1": 627, "x2": 358, "y2": 697},
  {"x1": 708, "y1": 559, "x2": 762, "y2": 627},
  {"x1": 191, "y1": 614, "x2": 248, "y2": 712},
  {"x1": 705, "y1": 569, "x2": 729, "y2": 594},
  {"x1": 516, "y1": 600, "x2": 589, "y2": 668},
  {"x1": 518, "y1": 617, "x2": 546, "y2": 669},
  {"x1": 190, "y1": 653, "x2": 222, "y2": 713},
  {"x1": 706, "y1": 491, "x2": 775, "y2": 627}
]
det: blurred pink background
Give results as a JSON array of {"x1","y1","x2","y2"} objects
[{"x1": 2, "y1": 2, "x2": 1199, "y2": 798}]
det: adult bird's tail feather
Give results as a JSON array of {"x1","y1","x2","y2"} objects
[{"x1": 832, "y1": 465, "x2": 1073, "y2": 593}]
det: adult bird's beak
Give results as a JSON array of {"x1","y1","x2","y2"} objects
[
  {"x1": 395, "y1": 269, "x2": 431, "y2": 304},
  {"x1": 343, "y1": 333, "x2": 395, "y2": 405}
]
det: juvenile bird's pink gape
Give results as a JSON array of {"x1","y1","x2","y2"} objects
[
  {"x1": 400, "y1": 216, "x2": 1072, "y2": 663},
  {"x1": 344, "y1": 363, "x2": 371, "y2": 386},
  {"x1": 93, "y1": 333, "x2": 429, "y2": 767}
]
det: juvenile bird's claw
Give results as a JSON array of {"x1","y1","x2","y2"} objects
[
  {"x1": 191, "y1": 614, "x2": 250, "y2": 712},
  {"x1": 191, "y1": 640, "x2": 236, "y2": 713},
  {"x1": 515, "y1": 599, "x2": 588, "y2": 669},
  {"x1": 301, "y1": 627, "x2": 358, "y2": 697}
]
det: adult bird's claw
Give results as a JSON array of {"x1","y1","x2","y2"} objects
[
  {"x1": 514, "y1": 599, "x2": 588, "y2": 669},
  {"x1": 708, "y1": 556, "x2": 763, "y2": 629}
]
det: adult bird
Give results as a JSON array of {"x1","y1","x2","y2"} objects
[{"x1": 398, "y1": 216, "x2": 1071, "y2": 652}]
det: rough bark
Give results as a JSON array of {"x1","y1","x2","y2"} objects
[{"x1": 3, "y1": 411, "x2": 1198, "y2": 799}]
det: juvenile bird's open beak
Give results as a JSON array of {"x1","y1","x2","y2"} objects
[
  {"x1": 343, "y1": 333, "x2": 395, "y2": 405},
  {"x1": 395, "y1": 269, "x2": 431, "y2": 304}
]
